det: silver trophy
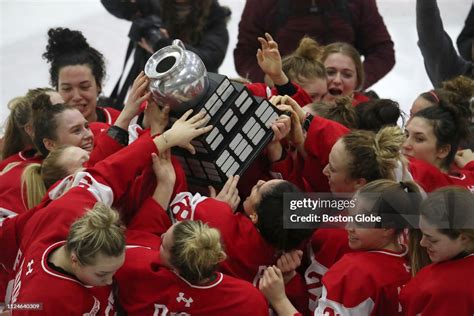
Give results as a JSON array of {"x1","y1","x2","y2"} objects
[{"x1": 145, "y1": 40, "x2": 282, "y2": 185}]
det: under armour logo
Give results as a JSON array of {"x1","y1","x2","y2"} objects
[
  {"x1": 26, "y1": 260, "x2": 34, "y2": 276},
  {"x1": 176, "y1": 292, "x2": 193, "y2": 307}
]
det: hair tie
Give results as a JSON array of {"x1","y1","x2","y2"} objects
[{"x1": 429, "y1": 90, "x2": 440, "y2": 104}]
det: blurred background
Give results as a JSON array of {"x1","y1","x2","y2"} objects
[{"x1": 0, "y1": 0, "x2": 471, "y2": 129}]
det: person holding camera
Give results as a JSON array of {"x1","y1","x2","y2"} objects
[{"x1": 102, "y1": 0, "x2": 231, "y2": 108}]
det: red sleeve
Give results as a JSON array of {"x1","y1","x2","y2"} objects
[
  {"x1": 245, "y1": 82, "x2": 270, "y2": 98},
  {"x1": 87, "y1": 133, "x2": 158, "y2": 202},
  {"x1": 87, "y1": 128, "x2": 124, "y2": 166},
  {"x1": 271, "y1": 150, "x2": 307, "y2": 191},
  {"x1": 127, "y1": 197, "x2": 172, "y2": 236},
  {"x1": 116, "y1": 154, "x2": 187, "y2": 225}
]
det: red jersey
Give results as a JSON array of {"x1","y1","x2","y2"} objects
[
  {"x1": 304, "y1": 229, "x2": 354, "y2": 312},
  {"x1": 0, "y1": 149, "x2": 38, "y2": 170},
  {"x1": 316, "y1": 249, "x2": 411, "y2": 316},
  {"x1": 9, "y1": 241, "x2": 115, "y2": 315},
  {"x1": 399, "y1": 254, "x2": 474, "y2": 316},
  {"x1": 0, "y1": 155, "x2": 43, "y2": 217},
  {"x1": 115, "y1": 246, "x2": 269, "y2": 316},
  {"x1": 408, "y1": 157, "x2": 474, "y2": 192}
]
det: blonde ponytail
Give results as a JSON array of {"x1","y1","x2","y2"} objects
[
  {"x1": 343, "y1": 126, "x2": 404, "y2": 182},
  {"x1": 21, "y1": 163, "x2": 46, "y2": 210},
  {"x1": 373, "y1": 126, "x2": 405, "y2": 180},
  {"x1": 170, "y1": 220, "x2": 226, "y2": 283},
  {"x1": 20, "y1": 145, "x2": 71, "y2": 209},
  {"x1": 66, "y1": 202, "x2": 125, "y2": 265}
]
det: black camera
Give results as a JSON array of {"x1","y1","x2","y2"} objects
[{"x1": 128, "y1": 15, "x2": 166, "y2": 50}]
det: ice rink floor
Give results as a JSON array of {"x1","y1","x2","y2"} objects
[{"x1": 0, "y1": 0, "x2": 471, "y2": 129}]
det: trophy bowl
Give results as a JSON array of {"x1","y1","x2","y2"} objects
[{"x1": 145, "y1": 39, "x2": 209, "y2": 113}]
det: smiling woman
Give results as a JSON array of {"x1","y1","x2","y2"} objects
[{"x1": 43, "y1": 27, "x2": 121, "y2": 126}]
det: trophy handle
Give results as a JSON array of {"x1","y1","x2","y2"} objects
[{"x1": 172, "y1": 39, "x2": 186, "y2": 51}]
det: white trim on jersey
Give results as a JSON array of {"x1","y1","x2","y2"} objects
[
  {"x1": 126, "y1": 245, "x2": 152, "y2": 250},
  {"x1": 369, "y1": 246, "x2": 408, "y2": 258},
  {"x1": 102, "y1": 108, "x2": 113, "y2": 125},
  {"x1": 315, "y1": 286, "x2": 375, "y2": 316},
  {"x1": 265, "y1": 86, "x2": 272, "y2": 99},
  {"x1": 128, "y1": 122, "x2": 142, "y2": 144},
  {"x1": 18, "y1": 151, "x2": 28, "y2": 161},
  {"x1": 448, "y1": 173, "x2": 467, "y2": 181},
  {"x1": 173, "y1": 271, "x2": 224, "y2": 289},
  {"x1": 48, "y1": 171, "x2": 114, "y2": 206},
  {"x1": 41, "y1": 241, "x2": 93, "y2": 288},
  {"x1": 0, "y1": 207, "x2": 17, "y2": 225}
]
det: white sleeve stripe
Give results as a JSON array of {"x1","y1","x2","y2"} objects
[
  {"x1": 315, "y1": 286, "x2": 375, "y2": 316},
  {"x1": 48, "y1": 172, "x2": 114, "y2": 206}
]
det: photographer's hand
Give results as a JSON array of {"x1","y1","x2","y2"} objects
[{"x1": 138, "y1": 28, "x2": 170, "y2": 54}]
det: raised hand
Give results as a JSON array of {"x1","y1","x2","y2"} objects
[
  {"x1": 259, "y1": 266, "x2": 299, "y2": 315},
  {"x1": 151, "y1": 149, "x2": 176, "y2": 210},
  {"x1": 455, "y1": 149, "x2": 474, "y2": 168},
  {"x1": 257, "y1": 33, "x2": 288, "y2": 86},
  {"x1": 152, "y1": 149, "x2": 176, "y2": 187},
  {"x1": 276, "y1": 250, "x2": 303, "y2": 284},
  {"x1": 209, "y1": 175, "x2": 240, "y2": 212},
  {"x1": 270, "y1": 95, "x2": 306, "y2": 124},
  {"x1": 157, "y1": 110, "x2": 213, "y2": 154},
  {"x1": 275, "y1": 104, "x2": 305, "y2": 147},
  {"x1": 115, "y1": 71, "x2": 151, "y2": 130}
]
